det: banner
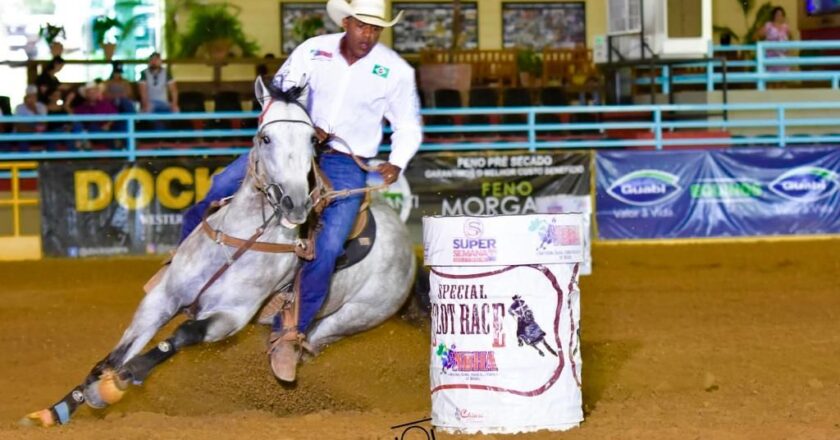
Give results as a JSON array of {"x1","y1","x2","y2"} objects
[
  {"x1": 400, "y1": 150, "x2": 593, "y2": 273},
  {"x1": 39, "y1": 158, "x2": 230, "y2": 257},
  {"x1": 596, "y1": 146, "x2": 840, "y2": 239}
]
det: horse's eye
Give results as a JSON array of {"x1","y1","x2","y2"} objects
[
  {"x1": 310, "y1": 135, "x2": 319, "y2": 145},
  {"x1": 261, "y1": 135, "x2": 271, "y2": 144}
]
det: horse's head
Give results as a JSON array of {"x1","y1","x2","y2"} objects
[{"x1": 252, "y1": 76, "x2": 318, "y2": 227}]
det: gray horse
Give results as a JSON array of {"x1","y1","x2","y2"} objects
[{"x1": 22, "y1": 77, "x2": 416, "y2": 427}]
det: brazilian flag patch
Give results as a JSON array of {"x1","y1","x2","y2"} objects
[{"x1": 372, "y1": 64, "x2": 390, "y2": 78}]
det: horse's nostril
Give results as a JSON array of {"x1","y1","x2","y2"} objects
[{"x1": 281, "y1": 195, "x2": 294, "y2": 211}]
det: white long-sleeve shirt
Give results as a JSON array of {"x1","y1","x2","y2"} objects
[{"x1": 273, "y1": 33, "x2": 423, "y2": 170}]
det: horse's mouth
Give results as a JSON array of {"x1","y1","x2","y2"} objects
[{"x1": 280, "y1": 217, "x2": 296, "y2": 229}]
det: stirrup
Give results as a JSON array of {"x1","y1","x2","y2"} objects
[{"x1": 256, "y1": 290, "x2": 293, "y2": 325}]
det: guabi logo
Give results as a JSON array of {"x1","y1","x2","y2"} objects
[
  {"x1": 769, "y1": 167, "x2": 839, "y2": 202},
  {"x1": 607, "y1": 169, "x2": 682, "y2": 206}
]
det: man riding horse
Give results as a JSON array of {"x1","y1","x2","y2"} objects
[{"x1": 178, "y1": 0, "x2": 422, "y2": 382}]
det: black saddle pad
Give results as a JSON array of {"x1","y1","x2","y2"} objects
[{"x1": 335, "y1": 210, "x2": 376, "y2": 271}]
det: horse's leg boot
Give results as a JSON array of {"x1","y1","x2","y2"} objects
[{"x1": 268, "y1": 331, "x2": 302, "y2": 382}]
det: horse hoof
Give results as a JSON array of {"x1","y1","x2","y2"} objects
[
  {"x1": 19, "y1": 409, "x2": 55, "y2": 427},
  {"x1": 84, "y1": 370, "x2": 128, "y2": 408}
]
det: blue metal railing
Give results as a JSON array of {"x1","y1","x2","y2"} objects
[
  {"x1": 635, "y1": 40, "x2": 840, "y2": 92},
  {"x1": 2, "y1": 101, "x2": 840, "y2": 175}
]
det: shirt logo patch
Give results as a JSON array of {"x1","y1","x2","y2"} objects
[
  {"x1": 372, "y1": 64, "x2": 390, "y2": 78},
  {"x1": 310, "y1": 49, "x2": 333, "y2": 59}
]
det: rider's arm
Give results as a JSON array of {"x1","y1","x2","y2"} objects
[{"x1": 383, "y1": 68, "x2": 423, "y2": 170}]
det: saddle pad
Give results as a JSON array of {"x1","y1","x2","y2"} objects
[{"x1": 335, "y1": 210, "x2": 376, "y2": 271}]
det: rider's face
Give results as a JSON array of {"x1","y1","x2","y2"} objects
[{"x1": 341, "y1": 17, "x2": 382, "y2": 64}]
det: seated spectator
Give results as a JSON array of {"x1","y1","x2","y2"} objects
[
  {"x1": 104, "y1": 62, "x2": 136, "y2": 114},
  {"x1": 44, "y1": 89, "x2": 75, "y2": 150},
  {"x1": 139, "y1": 52, "x2": 178, "y2": 131},
  {"x1": 74, "y1": 81, "x2": 119, "y2": 149},
  {"x1": 13, "y1": 85, "x2": 47, "y2": 151},
  {"x1": 35, "y1": 56, "x2": 66, "y2": 104}
]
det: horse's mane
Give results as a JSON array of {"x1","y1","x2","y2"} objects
[{"x1": 265, "y1": 81, "x2": 305, "y2": 104}]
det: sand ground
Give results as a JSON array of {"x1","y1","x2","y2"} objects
[{"x1": 1, "y1": 239, "x2": 838, "y2": 439}]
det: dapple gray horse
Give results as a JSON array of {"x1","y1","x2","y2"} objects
[{"x1": 22, "y1": 77, "x2": 416, "y2": 427}]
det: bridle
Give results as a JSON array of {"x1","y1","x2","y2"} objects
[{"x1": 250, "y1": 97, "x2": 329, "y2": 219}]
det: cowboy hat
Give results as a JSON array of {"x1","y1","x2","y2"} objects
[{"x1": 326, "y1": 0, "x2": 403, "y2": 28}]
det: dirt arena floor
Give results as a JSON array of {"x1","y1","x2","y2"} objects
[{"x1": 1, "y1": 238, "x2": 839, "y2": 439}]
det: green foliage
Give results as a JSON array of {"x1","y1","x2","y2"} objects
[
  {"x1": 713, "y1": 0, "x2": 776, "y2": 45},
  {"x1": 744, "y1": 3, "x2": 776, "y2": 45},
  {"x1": 176, "y1": 2, "x2": 260, "y2": 58},
  {"x1": 39, "y1": 23, "x2": 65, "y2": 45},
  {"x1": 516, "y1": 49, "x2": 543, "y2": 76},
  {"x1": 292, "y1": 15, "x2": 325, "y2": 43},
  {"x1": 92, "y1": 14, "x2": 144, "y2": 49}
]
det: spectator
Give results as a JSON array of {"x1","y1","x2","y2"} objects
[
  {"x1": 13, "y1": 85, "x2": 47, "y2": 151},
  {"x1": 44, "y1": 89, "x2": 75, "y2": 150},
  {"x1": 104, "y1": 62, "x2": 136, "y2": 114},
  {"x1": 756, "y1": 7, "x2": 792, "y2": 73},
  {"x1": 138, "y1": 52, "x2": 179, "y2": 114},
  {"x1": 74, "y1": 81, "x2": 119, "y2": 149},
  {"x1": 35, "y1": 56, "x2": 66, "y2": 104}
]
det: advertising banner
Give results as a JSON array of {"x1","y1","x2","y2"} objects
[
  {"x1": 424, "y1": 215, "x2": 583, "y2": 434},
  {"x1": 39, "y1": 158, "x2": 230, "y2": 257},
  {"x1": 596, "y1": 146, "x2": 840, "y2": 239},
  {"x1": 403, "y1": 150, "x2": 592, "y2": 273}
]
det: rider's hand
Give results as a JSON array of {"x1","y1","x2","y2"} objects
[
  {"x1": 313, "y1": 126, "x2": 330, "y2": 144},
  {"x1": 377, "y1": 162, "x2": 401, "y2": 185}
]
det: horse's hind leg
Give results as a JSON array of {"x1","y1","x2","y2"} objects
[
  {"x1": 530, "y1": 343, "x2": 546, "y2": 357},
  {"x1": 305, "y1": 301, "x2": 391, "y2": 354},
  {"x1": 542, "y1": 339, "x2": 559, "y2": 357}
]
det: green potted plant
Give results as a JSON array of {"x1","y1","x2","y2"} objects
[
  {"x1": 39, "y1": 23, "x2": 66, "y2": 57},
  {"x1": 516, "y1": 48, "x2": 543, "y2": 87},
  {"x1": 176, "y1": 2, "x2": 259, "y2": 60},
  {"x1": 92, "y1": 14, "x2": 143, "y2": 60},
  {"x1": 292, "y1": 14, "x2": 325, "y2": 43},
  {"x1": 713, "y1": 0, "x2": 777, "y2": 46}
]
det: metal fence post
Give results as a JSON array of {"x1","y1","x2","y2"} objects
[
  {"x1": 128, "y1": 115, "x2": 136, "y2": 162},
  {"x1": 777, "y1": 106, "x2": 786, "y2": 148},
  {"x1": 527, "y1": 109, "x2": 536, "y2": 153},
  {"x1": 757, "y1": 42, "x2": 766, "y2": 91},
  {"x1": 654, "y1": 108, "x2": 663, "y2": 150}
]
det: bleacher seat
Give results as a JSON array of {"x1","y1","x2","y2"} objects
[{"x1": 501, "y1": 87, "x2": 532, "y2": 124}]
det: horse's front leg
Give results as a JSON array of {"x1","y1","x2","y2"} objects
[
  {"x1": 86, "y1": 309, "x2": 249, "y2": 407},
  {"x1": 21, "y1": 284, "x2": 181, "y2": 427}
]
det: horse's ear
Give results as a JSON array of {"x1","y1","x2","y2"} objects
[
  {"x1": 295, "y1": 81, "x2": 310, "y2": 107},
  {"x1": 254, "y1": 76, "x2": 270, "y2": 109}
]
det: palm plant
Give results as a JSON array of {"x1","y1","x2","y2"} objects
[
  {"x1": 175, "y1": 2, "x2": 259, "y2": 59},
  {"x1": 714, "y1": 0, "x2": 776, "y2": 45}
]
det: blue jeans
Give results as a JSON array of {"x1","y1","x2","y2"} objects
[
  {"x1": 150, "y1": 100, "x2": 172, "y2": 131},
  {"x1": 179, "y1": 153, "x2": 250, "y2": 242},
  {"x1": 296, "y1": 153, "x2": 366, "y2": 332}
]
